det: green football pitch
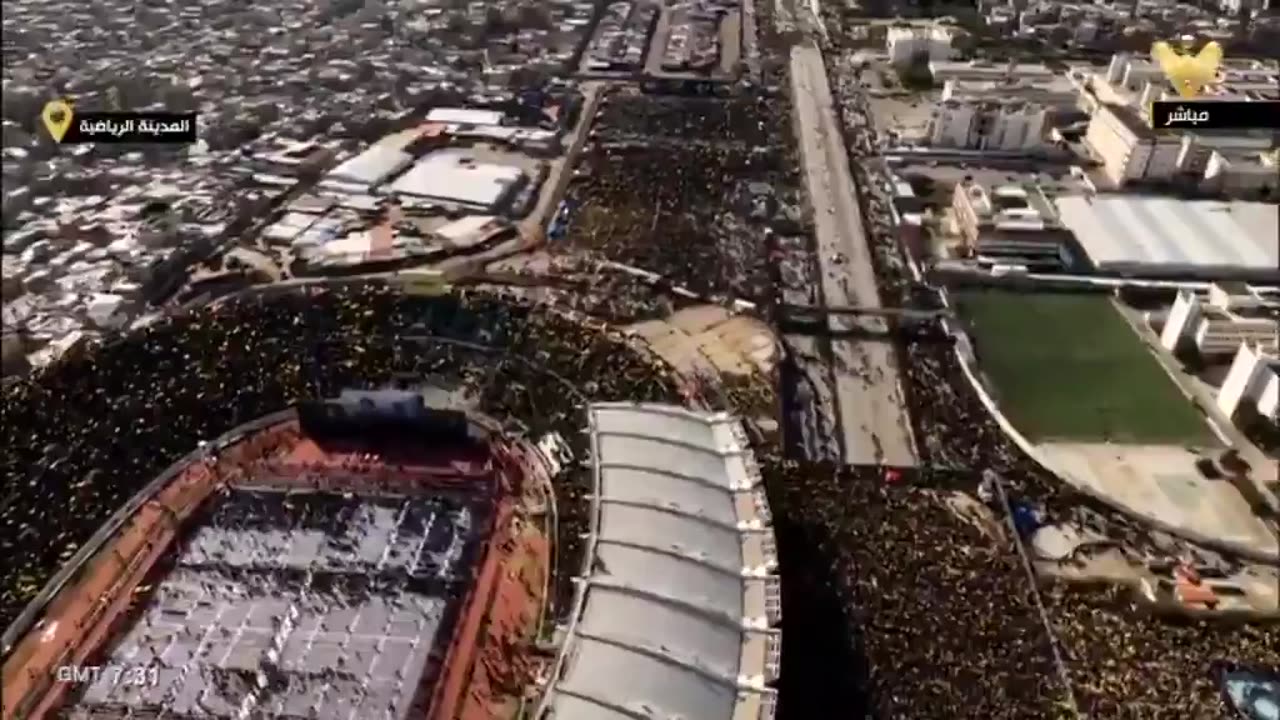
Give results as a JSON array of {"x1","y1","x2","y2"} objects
[{"x1": 953, "y1": 291, "x2": 1215, "y2": 446}]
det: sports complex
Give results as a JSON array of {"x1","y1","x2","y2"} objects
[{"x1": 0, "y1": 280, "x2": 781, "y2": 720}]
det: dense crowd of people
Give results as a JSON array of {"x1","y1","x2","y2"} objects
[
  {"x1": 3, "y1": 3, "x2": 1276, "y2": 713},
  {"x1": 0, "y1": 285, "x2": 694, "y2": 632},
  {"x1": 592, "y1": 94, "x2": 778, "y2": 148},
  {"x1": 750, "y1": 22, "x2": 1280, "y2": 718},
  {"x1": 762, "y1": 457, "x2": 1280, "y2": 719},
  {"x1": 563, "y1": 86, "x2": 800, "y2": 307}
]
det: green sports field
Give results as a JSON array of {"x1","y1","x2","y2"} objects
[{"x1": 953, "y1": 291, "x2": 1215, "y2": 446}]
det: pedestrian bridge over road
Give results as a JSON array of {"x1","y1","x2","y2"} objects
[{"x1": 777, "y1": 303, "x2": 953, "y2": 322}]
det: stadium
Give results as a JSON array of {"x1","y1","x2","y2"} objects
[
  {"x1": 0, "y1": 281, "x2": 781, "y2": 720},
  {"x1": 1, "y1": 277, "x2": 1276, "y2": 720}
]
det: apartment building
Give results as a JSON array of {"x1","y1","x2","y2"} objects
[
  {"x1": 1160, "y1": 284, "x2": 1280, "y2": 360},
  {"x1": 1217, "y1": 342, "x2": 1280, "y2": 423},
  {"x1": 951, "y1": 180, "x2": 1073, "y2": 269},
  {"x1": 1084, "y1": 103, "x2": 1182, "y2": 186},
  {"x1": 886, "y1": 25, "x2": 957, "y2": 66},
  {"x1": 929, "y1": 101, "x2": 1049, "y2": 151}
]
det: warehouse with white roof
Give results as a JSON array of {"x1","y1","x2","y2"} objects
[
  {"x1": 319, "y1": 145, "x2": 414, "y2": 191},
  {"x1": 539, "y1": 403, "x2": 781, "y2": 720},
  {"x1": 390, "y1": 150, "x2": 528, "y2": 212},
  {"x1": 1054, "y1": 195, "x2": 1279, "y2": 280}
]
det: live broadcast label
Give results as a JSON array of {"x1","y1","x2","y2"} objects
[
  {"x1": 58, "y1": 111, "x2": 198, "y2": 145},
  {"x1": 1151, "y1": 101, "x2": 1280, "y2": 131}
]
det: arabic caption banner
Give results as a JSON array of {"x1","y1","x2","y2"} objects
[
  {"x1": 1151, "y1": 101, "x2": 1280, "y2": 131},
  {"x1": 61, "y1": 111, "x2": 198, "y2": 145}
]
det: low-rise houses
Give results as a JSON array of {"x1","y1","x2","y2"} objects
[
  {"x1": 584, "y1": 1, "x2": 660, "y2": 72},
  {"x1": 662, "y1": 3, "x2": 723, "y2": 72},
  {"x1": 3, "y1": 0, "x2": 599, "y2": 373}
]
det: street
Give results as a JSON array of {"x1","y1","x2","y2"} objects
[{"x1": 790, "y1": 41, "x2": 917, "y2": 467}]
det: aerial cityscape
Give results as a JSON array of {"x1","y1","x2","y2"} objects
[{"x1": 1, "y1": 0, "x2": 1278, "y2": 716}]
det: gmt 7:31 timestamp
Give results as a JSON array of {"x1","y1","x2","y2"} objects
[{"x1": 55, "y1": 664, "x2": 160, "y2": 687}]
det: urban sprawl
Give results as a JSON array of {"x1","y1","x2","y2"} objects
[{"x1": 2, "y1": 0, "x2": 1278, "y2": 718}]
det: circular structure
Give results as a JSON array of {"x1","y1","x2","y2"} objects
[
  {"x1": 0, "y1": 283, "x2": 710, "y2": 719},
  {"x1": 9, "y1": 406, "x2": 555, "y2": 720}
]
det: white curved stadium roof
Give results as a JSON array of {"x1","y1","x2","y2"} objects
[{"x1": 540, "y1": 403, "x2": 781, "y2": 720}]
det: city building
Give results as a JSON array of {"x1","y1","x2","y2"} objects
[
  {"x1": 426, "y1": 107, "x2": 506, "y2": 127},
  {"x1": 1160, "y1": 284, "x2": 1280, "y2": 359},
  {"x1": 950, "y1": 180, "x2": 1074, "y2": 269},
  {"x1": 390, "y1": 150, "x2": 529, "y2": 213},
  {"x1": 1217, "y1": 342, "x2": 1280, "y2": 424},
  {"x1": 319, "y1": 145, "x2": 415, "y2": 192},
  {"x1": 1083, "y1": 103, "x2": 1182, "y2": 186},
  {"x1": 887, "y1": 24, "x2": 957, "y2": 66},
  {"x1": 1218, "y1": 0, "x2": 1272, "y2": 11},
  {"x1": 928, "y1": 60, "x2": 1056, "y2": 86},
  {"x1": 1102, "y1": 53, "x2": 1167, "y2": 98},
  {"x1": 1203, "y1": 150, "x2": 1279, "y2": 198},
  {"x1": 1056, "y1": 195, "x2": 1280, "y2": 280},
  {"x1": 1078, "y1": 95, "x2": 1274, "y2": 194},
  {"x1": 940, "y1": 73, "x2": 1080, "y2": 111},
  {"x1": 1086, "y1": 53, "x2": 1280, "y2": 113},
  {"x1": 929, "y1": 101, "x2": 1050, "y2": 151}
]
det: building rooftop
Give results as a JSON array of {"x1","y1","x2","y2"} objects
[
  {"x1": 1101, "y1": 102, "x2": 1156, "y2": 141},
  {"x1": 928, "y1": 60, "x2": 1056, "y2": 82},
  {"x1": 390, "y1": 150, "x2": 525, "y2": 210},
  {"x1": 540, "y1": 403, "x2": 780, "y2": 720},
  {"x1": 324, "y1": 146, "x2": 415, "y2": 189},
  {"x1": 425, "y1": 108, "x2": 506, "y2": 127},
  {"x1": 1055, "y1": 195, "x2": 1280, "y2": 279}
]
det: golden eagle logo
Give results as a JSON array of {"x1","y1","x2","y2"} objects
[{"x1": 1150, "y1": 39, "x2": 1223, "y2": 99}]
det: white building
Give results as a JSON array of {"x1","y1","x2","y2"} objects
[
  {"x1": 886, "y1": 25, "x2": 957, "y2": 66},
  {"x1": 425, "y1": 107, "x2": 506, "y2": 127},
  {"x1": 320, "y1": 145, "x2": 414, "y2": 191},
  {"x1": 1160, "y1": 285, "x2": 1280, "y2": 359},
  {"x1": 1216, "y1": 0, "x2": 1274, "y2": 18},
  {"x1": 1056, "y1": 196, "x2": 1280, "y2": 280},
  {"x1": 1095, "y1": 52, "x2": 1280, "y2": 108},
  {"x1": 1217, "y1": 342, "x2": 1280, "y2": 423},
  {"x1": 1203, "y1": 150, "x2": 1280, "y2": 197},
  {"x1": 940, "y1": 73, "x2": 1080, "y2": 111},
  {"x1": 390, "y1": 150, "x2": 527, "y2": 212},
  {"x1": 929, "y1": 101, "x2": 1048, "y2": 151},
  {"x1": 1103, "y1": 53, "x2": 1167, "y2": 97},
  {"x1": 929, "y1": 60, "x2": 1056, "y2": 85},
  {"x1": 1083, "y1": 103, "x2": 1182, "y2": 186},
  {"x1": 86, "y1": 293, "x2": 128, "y2": 330},
  {"x1": 951, "y1": 180, "x2": 1072, "y2": 268}
]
